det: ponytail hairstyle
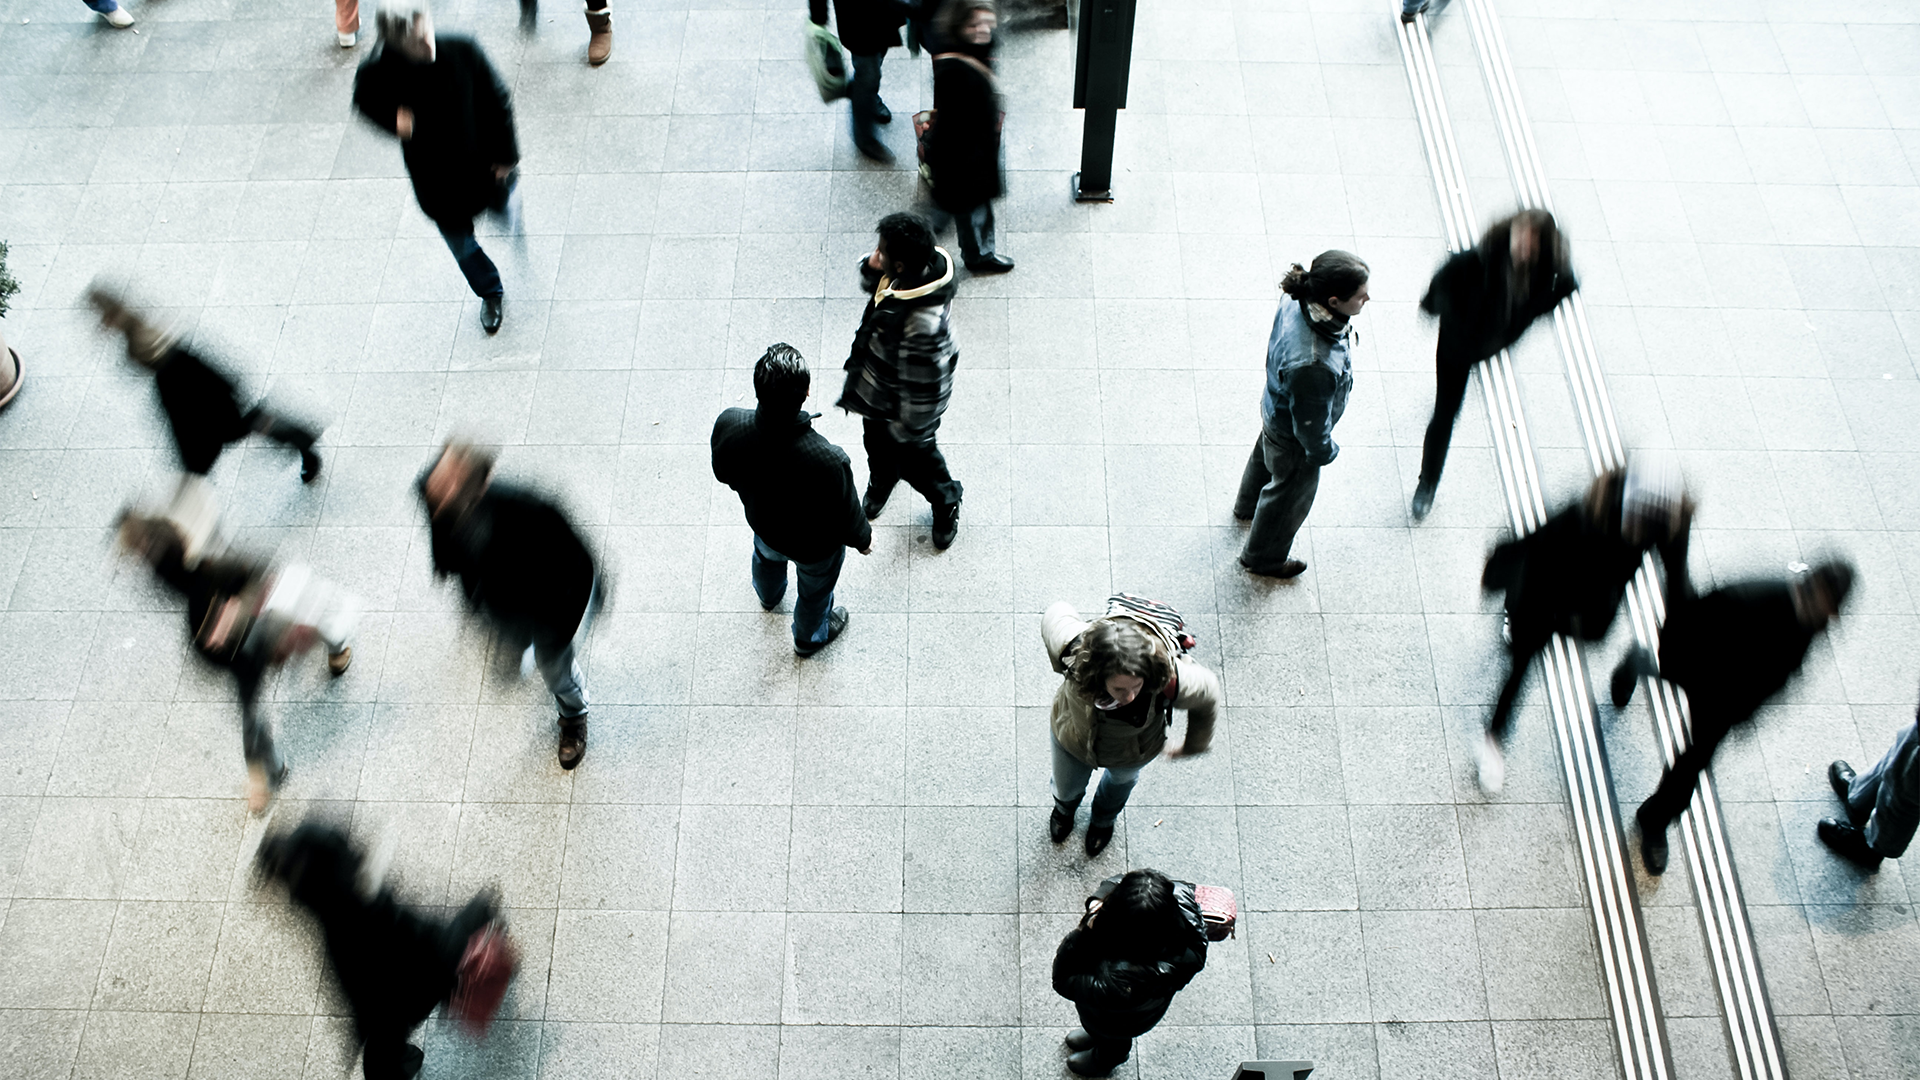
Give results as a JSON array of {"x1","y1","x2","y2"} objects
[{"x1": 1279, "y1": 250, "x2": 1371, "y2": 309}]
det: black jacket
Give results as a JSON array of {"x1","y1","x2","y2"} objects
[
  {"x1": 1052, "y1": 885, "x2": 1209, "y2": 1037},
  {"x1": 712, "y1": 404, "x2": 871, "y2": 564},
  {"x1": 152, "y1": 346, "x2": 255, "y2": 475},
  {"x1": 928, "y1": 47, "x2": 1003, "y2": 213},
  {"x1": 809, "y1": 0, "x2": 913, "y2": 54},
  {"x1": 1420, "y1": 227, "x2": 1577, "y2": 367},
  {"x1": 1483, "y1": 499, "x2": 1690, "y2": 648},
  {"x1": 352, "y1": 36, "x2": 519, "y2": 225},
  {"x1": 1659, "y1": 581, "x2": 1816, "y2": 719},
  {"x1": 422, "y1": 481, "x2": 596, "y2": 642}
]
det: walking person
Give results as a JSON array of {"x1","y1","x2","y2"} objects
[
  {"x1": 1821, "y1": 708, "x2": 1920, "y2": 871},
  {"x1": 837, "y1": 212, "x2": 965, "y2": 548},
  {"x1": 1041, "y1": 598, "x2": 1220, "y2": 856},
  {"x1": 1617, "y1": 561, "x2": 1853, "y2": 874},
  {"x1": 1233, "y1": 251, "x2": 1370, "y2": 579},
  {"x1": 1480, "y1": 460, "x2": 1691, "y2": 793},
  {"x1": 1051, "y1": 868, "x2": 1210, "y2": 1077},
  {"x1": 1411, "y1": 209, "x2": 1576, "y2": 519},
  {"x1": 925, "y1": 0, "x2": 1013, "y2": 273},
  {"x1": 257, "y1": 821, "x2": 518, "y2": 1080},
  {"x1": 712, "y1": 344, "x2": 873, "y2": 657},
  {"x1": 418, "y1": 442, "x2": 601, "y2": 769},
  {"x1": 354, "y1": 0, "x2": 522, "y2": 334},
  {"x1": 809, "y1": 0, "x2": 910, "y2": 161},
  {"x1": 118, "y1": 512, "x2": 358, "y2": 811}
]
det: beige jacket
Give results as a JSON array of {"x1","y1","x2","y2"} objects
[{"x1": 1042, "y1": 601, "x2": 1221, "y2": 770}]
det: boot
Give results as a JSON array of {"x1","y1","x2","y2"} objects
[
  {"x1": 1064, "y1": 1029, "x2": 1096, "y2": 1052},
  {"x1": 1636, "y1": 804, "x2": 1669, "y2": 875},
  {"x1": 557, "y1": 714, "x2": 588, "y2": 770},
  {"x1": 585, "y1": 6, "x2": 613, "y2": 66},
  {"x1": 1049, "y1": 800, "x2": 1079, "y2": 843},
  {"x1": 932, "y1": 499, "x2": 960, "y2": 549},
  {"x1": 1611, "y1": 647, "x2": 1656, "y2": 709},
  {"x1": 1817, "y1": 818, "x2": 1883, "y2": 870}
]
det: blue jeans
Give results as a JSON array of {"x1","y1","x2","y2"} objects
[
  {"x1": 438, "y1": 224, "x2": 503, "y2": 299},
  {"x1": 1849, "y1": 720, "x2": 1920, "y2": 858},
  {"x1": 1051, "y1": 733, "x2": 1147, "y2": 828},
  {"x1": 849, "y1": 51, "x2": 884, "y2": 147},
  {"x1": 751, "y1": 537, "x2": 845, "y2": 647}
]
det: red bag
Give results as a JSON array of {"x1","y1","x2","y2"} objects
[
  {"x1": 1194, "y1": 884, "x2": 1237, "y2": 940},
  {"x1": 450, "y1": 921, "x2": 520, "y2": 1035}
]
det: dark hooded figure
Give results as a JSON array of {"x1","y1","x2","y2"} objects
[
  {"x1": 1412, "y1": 209, "x2": 1577, "y2": 519},
  {"x1": 712, "y1": 344, "x2": 873, "y2": 656},
  {"x1": 1615, "y1": 561, "x2": 1853, "y2": 875},
  {"x1": 1052, "y1": 869, "x2": 1209, "y2": 1077},
  {"x1": 418, "y1": 442, "x2": 600, "y2": 769},
  {"x1": 353, "y1": 0, "x2": 520, "y2": 334},
  {"x1": 926, "y1": 0, "x2": 1012, "y2": 273},
  {"x1": 1477, "y1": 459, "x2": 1691, "y2": 793},
  {"x1": 257, "y1": 822, "x2": 514, "y2": 1080}
]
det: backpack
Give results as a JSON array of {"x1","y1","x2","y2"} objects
[{"x1": 1105, "y1": 593, "x2": 1196, "y2": 655}]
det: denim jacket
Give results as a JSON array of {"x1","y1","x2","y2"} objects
[{"x1": 1258, "y1": 297, "x2": 1352, "y2": 466}]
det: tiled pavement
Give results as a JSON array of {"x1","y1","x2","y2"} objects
[{"x1": 0, "y1": 0, "x2": 1915, "y2": 1078}]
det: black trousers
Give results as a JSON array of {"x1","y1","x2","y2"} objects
[
  {"x1": 1488, "y1": 623, "x2": 1552, "y2": 740},
  {"x1": 1417, "y1": 342, "x2": 1478, "y2": 491},
  {"x1": 1639, "y1": 700, "x2": 1750, "y2": 828},
  {"x1": 863, "y1": 418, "x2": 962, "y2": 509}
]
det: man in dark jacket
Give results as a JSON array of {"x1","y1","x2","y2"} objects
[
  {"x1": 838, "y1": 213, "x2": 965, "y2": 549},
  {"x1": 1412, "y1": 209, "x2": 1577, "y2": 519},
  {"x1": 1052, "y1": 869, "x2": 1208, "y2": 1077},
  {"x1": 1822, "y1": 709, "x2": 1920, "y2": 871},
  {"x1": 419, "y1": 442, "x2": 599, "y2": 769},
  {"x1": 258, "y1": 821, "x2": 512, "y2": 1080},
  {"x1": 354, "y1": 1, "x2": 520, "y2": 334},
  {"x1": 809, "y1": 0, "x2": 911, "y2": 161},
  {"x1": 714, "y1": 344, "x2": 872, "y2": 656},
  {"x1": 1617, "y1": 561, "x2": 1853, "y2": 875},
  {"x1": 91, "y1": 286, "x2": 323, "y2": 483}
]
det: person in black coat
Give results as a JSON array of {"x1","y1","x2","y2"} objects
[
  {"x1": 257, "y1": 821, "x2": 512, "y2": 1080},
  {"x1": 1412, "y1": 209, "x2": 1577, "y2": 519},
  {"x1": 418, "y1": 442, "x2": 600, "y2": 769},
  {"x1": 353, "y1": 0, "x2": 521, "y2": 334},
  {"x1": 926, "y1": 0, "x2": 1012, "y2": 273},
  {"x1": 809, "y1": 0, "x2": 913, "y2": 161},
  {"x1": 1478, "y1": 460, "x2": 1691, "y2": 793},
  {"x1": 90, "y1": 286, "x2": 323, "y2": 483},
  {"x1": 1615, "y1": 561, "x2": 1852, "y2": 875},
  {"x1": 712, "y1": 344, "x2": 873, "y2": 657},
  {"x1": 1052, "y1": 869, "x2": 1209, "y2": 1078}
]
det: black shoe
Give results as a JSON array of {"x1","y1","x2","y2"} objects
[
  {"x1": 875, "y1": 99, "x2": 892, "y2": 124},
  {"x1": 1084, "y1": 822, "x2": 1114, "y2": 857},
  {"x1": 863, "y1": 484, "x2": 891, "y2": 521},
  {"x1": 1637, "y1": 806, "x2": 1668, "y2": 875},
  {"x1": 300, "y1": 450, "x2": 323, "y2": 484},
  {"x1": 1241, "y1": 556, "x2": 1307, "y2": 579},
  {"x1": 1611, "y1": 648, "x2": 1657, "y2": 709},
  {"x1": 557, "y1": 714, "x2": 587, "y2": 770},
  {"x1": 1067, "y1": 1050, "x2": 1118, "y2": 1078},
  {"x1": 1065, "y1": 1029, "x2": 1096, "y2": 1052},
  {"x1": 519, "y1": 0, "x2": 537, "y2": 29},
  {"x1": 965, "y1": 254, "x2": 1015, "y2": 274},
  {"x1": 932, "y1": 500, "x2": 960, "y2": 549},
  {"x1": 1410, "y1": 480, "x2": 1436, "y2": 520},
  {"x1": 795, "y1": 606, "x2": 850, "y2": 657},
  {"x1": 759, "y1": 594, "x2": 781, "y2": 612},
  {"x1": 1817, "y1": 818, "x2": 1884, "y2": 870},
  {"x1": 481, "y1": 296, "x2": 504, "y2": 334},
  {"x1": 1049, "y1": 803, "x2": 1077, "y2": 843},
  {"x1": 1829, "y1": 759, "x2": 1857, "y2": 804},
  {"x1": 855, "y1": 138, "x2": 895, "y2": 164}
]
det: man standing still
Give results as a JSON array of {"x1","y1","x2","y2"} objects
[
  {"x1": 712, "y1": 345, "x2": 873, "y2": 657},
  {"x1": 839, "y1": 213, "x2": 965, "y2": 549},
  {"x1": 809, "y1": 0, "x2": 911, "y2": 162},
  {"x1": 354, "y1": 0, "x2": 521, "y2": 334},
  {"x1": 419, "y1": 443, "x2": 600, "y2": 769}
]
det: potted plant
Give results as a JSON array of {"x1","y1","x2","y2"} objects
[
  {"x1": 0, "y1": 239, "x2": 19, "y2": 407},
  {"x1": 0, "y1": 241, "x2": 20, "y2": 409}
]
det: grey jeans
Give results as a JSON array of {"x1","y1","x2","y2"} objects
[
  {"x1": 1234, "y1": 428, "x2": 1321, "y2": 572},
  {"x1": 1051, "y1": 733, "x2": 1147, "y2": 828},
  {"x1": 1849, "y1": 720, "x2": 1920, "y2": 857}
]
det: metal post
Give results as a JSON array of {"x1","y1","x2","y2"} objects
[{"x1": 1071, "y1": 0, "x2": 1136, "y2": 201}]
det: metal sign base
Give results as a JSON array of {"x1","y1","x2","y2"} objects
[{"x1": 1070, "y1": 172, "x2": 1114, "y2": 203}]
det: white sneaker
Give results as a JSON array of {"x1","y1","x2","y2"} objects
[
  {"x1": 1476, "y1": 733, "x2": 1506, "y2": 795},
  {"x1": 338, "y1": 30, "x2": 358, "y2": 47},
  {"x1": 104, "y1": 6, "x2": 135, "y2": 27}
]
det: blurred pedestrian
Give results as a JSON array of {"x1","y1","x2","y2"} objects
[
  {"x1": 118, "y1": 512, "x2": 357, "y2": 811},
  {"x1": 1041, "y1": 598, "x2": 1220, "y2": 856},
  {"x1": 712, "y1": 344, "x2": 873, "y2": 656},
  {"x1": 1822, "y1": 709, "x2": 1920, "y2": 871},
  {"x1": 81, "y1": 0, "x2": 135, "y2": 28},
  {"x1": 258, "y1": 821, "x2": 518, "y2": 1080},
  {"x1": 1233, "y1": 251, "x2": 1370, "y2": 580},
  {"x1": 418, "y1": 442, "x2": 600, "y2": 769},
  {"x1": 838, "y1": 212, "x2": 965, "y2": 548},
  {"x1": 337, "y1": 0, "x2": 360, "y2": 46},
  {"x1": 810, "y1": 0, "x2": 909, "y2": 161},
  {"x1": 1617, "y1": 561, "x2": 1852, "y2": 874},
  {"x1": 926, "y1": 0, "x2": 1013, "y2": 273},
  {"x1": 354, "y1": 0, "x2": 522, "y2": 334},
  {"x1": 516, "y1": 0, "x2": 615, "y2": 65},
  {"x1": 1052, "y1": 868, "x2": 1209, "y2": 1077},
  {"x1": 1411, "y1": 209, "x2": 1575, "y2": 519},
  {"x1": 1479, "y1": 459, "x2": 1691, "y2": 793},
  {"x1": 90, "y1": 285, "x2": 325, "y2": 485}
]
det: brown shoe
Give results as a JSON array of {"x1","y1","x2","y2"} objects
[
  {"x1": 557, "y1": 714, "x2": 588, "y2": 770},
  {"x1": 585, "y1": 7, "x2": 612, "y2": 66},
  {"x1": 328, "y1": 646, "x2": 352, "y2": 676}
]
